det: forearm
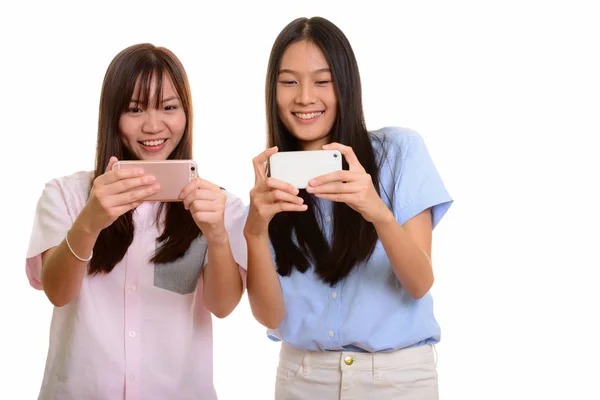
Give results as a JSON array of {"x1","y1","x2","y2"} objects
[
  {"x1": 374, "y1": 211, "x2": 434, "y2": 299},
  {"x1": 41, "y1": 216, "x2": 100, "y2": 307},
  {"x1": 202, "y1": 235, "x2": 243, "y2": 318},
  {"x1": 244, "y1": 232, "x2": 285, "y2": 329}
]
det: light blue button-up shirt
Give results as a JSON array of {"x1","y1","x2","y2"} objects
[{"x1": 266, "y1": 126, "x2": 453, "y2": 352}]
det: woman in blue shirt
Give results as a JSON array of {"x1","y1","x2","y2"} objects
[{"x1": 244, "y1": 16, "x2": 453, "y2": 399}]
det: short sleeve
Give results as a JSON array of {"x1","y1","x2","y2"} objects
[
  {"x1": 25, "y1": 179, "x2": 75, "y2": 290},
  {"x1": 392, "y1": 131, "x2": 453, "y2": 228},
  {"x1": 202, "y1": 191, "x2": 248, "y2": 288},
  {"x1": 223, "y1": 192, "x2": 248, "y2": 271}
]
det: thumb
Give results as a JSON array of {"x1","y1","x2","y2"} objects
[{"x1": 105, "y1": 156, "x2": 118, "y2": 173}]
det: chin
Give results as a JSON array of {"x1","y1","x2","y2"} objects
[{"x1": 293, "y1": 130, "x2": 331, "y2": 143}]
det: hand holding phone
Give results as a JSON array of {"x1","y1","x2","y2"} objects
[
  {"x1": 81, "y1": 157, "x2": 161, "y2": 233},
  {"x1": 305, "y1": 142, "x2": 390, "y2": 223},
  {"x1": 179, "y1": 178, "x2": 228, "y2": 243},
  {"x1": 111, "y1": 159, "x2": 198, "y2": 202},
  {"x1": 244, "y1": 147, "x2": 308, "y2": 236},
  {"x1": 269, "y1": 149, "x2": 342, "y2": 189}
]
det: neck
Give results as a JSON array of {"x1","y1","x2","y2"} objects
[{"x1": 299, "y1": 135, "x2": 331, "y2": 151}]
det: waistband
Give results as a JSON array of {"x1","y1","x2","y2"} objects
[{"x1": 279, "y1": 342, "x2": 436, "y2": 371}]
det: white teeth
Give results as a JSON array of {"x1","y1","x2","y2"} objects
[
  {"x1": 141, "y1": 139, "x2": 165, "y2": 146},
  {"x1": 294, "y1": 112, "x2": 323, "y2": 120}
]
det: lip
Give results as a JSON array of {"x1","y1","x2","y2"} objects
[
  {"x1": 292, "y1": 111, "x2": 325, "y2": 124},
  {"x1": 139, "y1": 138, "x2": 168, "y2": 153}
]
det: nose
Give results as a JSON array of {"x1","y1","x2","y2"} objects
[
  {"x1": 294, "y1": 83, "x2": 317, "y2": 106},
  {"x1": 142, "y1": 109, "x2": 163, "y2": 134}
]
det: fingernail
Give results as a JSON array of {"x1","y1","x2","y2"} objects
[
  {"x1": 294, "y1": 188, "x2": 299, "y2": 195},
  {"x1": 137, "y1": 169, "x2": 144, "y2": 175},
  {"x1": 146, "y1": 176, "x2": 156, "y2": 183},
  {"x1": 179, "y1": 191, "x2": 184, "y2": 199},
  {"x1": 309, "y1": 179, "x2": 316, "y2": 186}
]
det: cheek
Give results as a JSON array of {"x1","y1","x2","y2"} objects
[
  {"x1": 326, "y1": 93, "x2": 338, "y2": 121},
  {"x1": 276, "y1": 88, "x2": 293, "y2": 112},
  {"x1": 118, "y1": 118, "x2": 135, "y2": 142},
  {"x1": 168, "y1": 112, "x2": 187, "y2": 135}
]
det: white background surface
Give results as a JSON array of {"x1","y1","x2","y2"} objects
[{"x1": 1, "y1": 0, "x2": 599, "y2": 399}]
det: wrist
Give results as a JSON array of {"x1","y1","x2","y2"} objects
[
  {"x1": 243, "y1": 224, "x2": 269, "y2": 239},
  {"x1": 73, "y1": 211, "x2": 102, "y2": 239},
  {"x1": 369, "y1": 204, "x2": 395, "y2": 226},
  {"x1": 203, "y1": 224, "x2": 229, "y2": 245},
  {"x1": 243, "y1": 212, "x2": 269, "y2": 237}
]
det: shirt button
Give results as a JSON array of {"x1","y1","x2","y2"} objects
[
  {"x1": 331, "y1": 292, "x2": 337, "y2": 299},
  {"x1": 129, "y1": 330, "x2": 136, "y2": 338},
  {"x1": 344, "y1": 356, "x2": 354, "y2": 366},
  {"x1": 328, "y1": 330, "x2": 335, "y2": 338},
  {"x1": 325, "y1": 216, "x2": 331, "y2": 222},
  {"x1": 128, "y1": 284, "x2": 137, "y2": 291}
]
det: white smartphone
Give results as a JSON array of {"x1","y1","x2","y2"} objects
[
  {"x1": 269, "y1": 150, "x2": 342, "y2": 189},
  {"x1": 112, "y1": 160, "x2": 198, "y2": 202}
]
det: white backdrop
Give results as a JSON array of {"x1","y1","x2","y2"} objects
[{"x1": 1, "y1": 1, "x2": 599, "y2": 399}]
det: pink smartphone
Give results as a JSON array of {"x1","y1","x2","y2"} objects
[{"x1": 112, "y1": 160, "x2": 198, "y2": 202}]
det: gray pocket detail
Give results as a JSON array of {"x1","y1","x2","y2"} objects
[{"x1": 154, "y1": 236, "x2": 208, "y2": 295}]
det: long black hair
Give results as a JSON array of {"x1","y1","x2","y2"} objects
[{"x1": 266, "y1": 17, "x2": 386, "y2": 285}]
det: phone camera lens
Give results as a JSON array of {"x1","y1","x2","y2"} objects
[
  {"x1": 333, "y1": 153, "x2": 338, "y2": 158},
  {"x1": 191, "y1": 166, "x2": 196, "y2": 171}
]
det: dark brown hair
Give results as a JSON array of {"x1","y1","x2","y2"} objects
[
  {"x1": 89, "y1": 43, "x2": 200, "y2": 274},
  {"x1": 266, "y1": 17, "x2": 386, "y2": 285}
]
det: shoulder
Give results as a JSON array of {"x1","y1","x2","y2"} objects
[
  {"x1": 369, "y1": 126, "x2": 425, "y2": 159},
  {"x1": 40, "y1": 171, "x2": 93, "y2": 206},
  {"x1": 46, "y1": 170, "x2": 94, "y2": 193}
]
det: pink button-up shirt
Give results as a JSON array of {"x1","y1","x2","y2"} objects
[{"x1": 26, "y1": 171, "x2": 247, "y2": 400}]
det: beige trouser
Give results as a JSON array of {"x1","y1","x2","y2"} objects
[{"x1": 275, "y1": 343, "x2": 439, "y2": 400}]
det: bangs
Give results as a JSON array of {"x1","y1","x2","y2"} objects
[{"x1": 128, "y1": 63, "x2": 167, "y2": 110}]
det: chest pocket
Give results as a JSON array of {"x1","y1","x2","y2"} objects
[{"x1": 153, "y1": 236, "x2": 208, "y2": 295}]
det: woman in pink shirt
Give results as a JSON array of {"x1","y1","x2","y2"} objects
[{"x1": 25, "y1": 43, "x2": 247, "y2": 400}]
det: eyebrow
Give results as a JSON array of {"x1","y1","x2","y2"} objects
[
  {"x1": 278, "y1": 68, "x2": 331, "y2": 75},
  {"x1": 129, "y1": 96, "x2": 180, "y2": 103}
]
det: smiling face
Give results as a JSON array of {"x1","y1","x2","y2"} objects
[
  {"x1": 118, "y1": 72, "x2": 186, "y2": 160},
  {"x1": 276, "y1": 40, "x2": 338, "y2": 151}
]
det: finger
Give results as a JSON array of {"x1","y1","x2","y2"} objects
[
  {"x1": 309, "y1": 170, "x2": 359, "y2": 186},
  {"x1": 267, "y1": 202, "x2": 308, "y2": 214},
  {"x1": 189, "y1": 199, "x2": 224, "y2": 214},
  {"x1": 108, "y1": 183, "x2": 161, "y2": 206},
  {"x1": 180, "y1": 178, "x2": 220, "y2": 199},
  {"x1": 322, "y1": 143, "x2": 365, "y2": 172},
  {"x1": 191, "y1": 211, "x2": 221, "y2": 224},
  {"x1": 306, "y1": 182, "x2": 362, "y2": 194},
  {"x1": 252, "y1": 147, "x2": 278, "y2": 184},
  {"x1": 265, "y1": 177, "x2": 299, "y2": 195},
  {"x1": 105, "y1": 175, "x2": 157, "y2": 195},
  {"x1": 105, "y1": 156, "x2": 118, "y2": 173},
  {"x1": 97, "y1": 167, "x2": 145, "y2": 185},
  {"x1": 266, "y1": 189, "x2": 305, "y2": 205},
  {"x1": 183, "y1": 190, "x2": 220, "y2": 210},
  {"x1": 314, "y1": 193, "x2": 353, "y2": 203}
]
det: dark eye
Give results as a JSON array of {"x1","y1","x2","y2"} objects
[
  {"x1": 128, "y1": 107, "x2": 142, "y2": 113},
  {"x1": 316, "y1": 80, "x2": 331, "y2": 85},
  {"x1": 164, "y1": 105, "x2": 177, "y2": 111},
  {"x1": 280, "y1": 80, "x2": 297, "y2": 85}
]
